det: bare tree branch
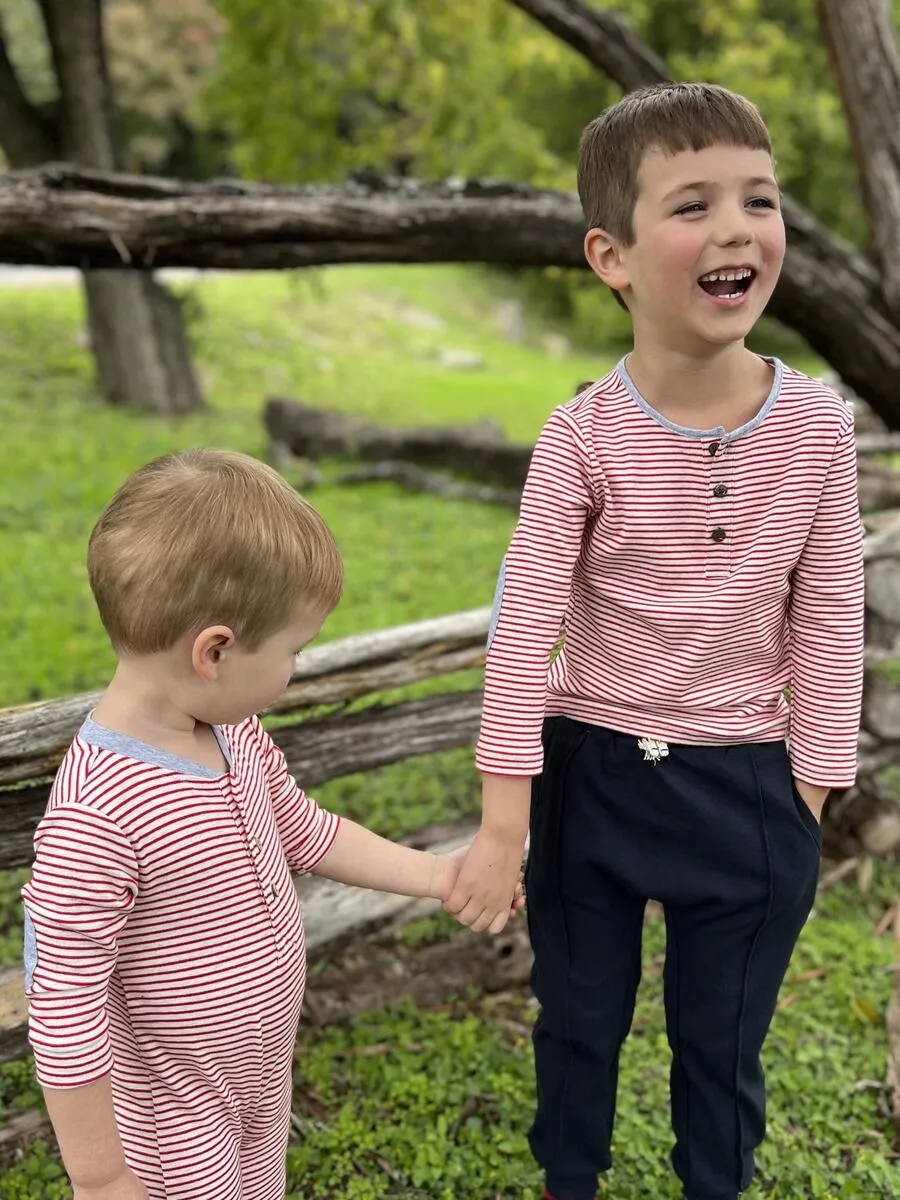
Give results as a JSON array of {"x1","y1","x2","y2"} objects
[
  {"x1": 3, "y1": 162, "x2": 900, "y2": 427},
  {"x1": 509, "y1": 0, "x2": 668, "y2": 90}
]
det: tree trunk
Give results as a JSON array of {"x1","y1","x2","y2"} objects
[
  {"x1": 33, "y1": 0, "x2": 201, "y2": 413},
  {"x1": 817, "y1": 0, "x2": 900, "y2": 317}
]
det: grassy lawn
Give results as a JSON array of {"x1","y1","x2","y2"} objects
[{"x1": 2, "y1": 266, "x2": 895, "y2": 1198}]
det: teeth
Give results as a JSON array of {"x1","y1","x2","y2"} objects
[{"x1": 699, "y1": 268, "x2": 753, "y2": 282}]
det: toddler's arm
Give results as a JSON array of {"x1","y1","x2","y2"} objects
[
  {"x1": 43, "y1": 1078, "x2": 147, "y2": 1199},
  {"x1": 22, "y1": 806, "x2": 139, "y2": 1194},
  {"x1": 310, "y1": 817, "x2": 454, "y2": 898}
]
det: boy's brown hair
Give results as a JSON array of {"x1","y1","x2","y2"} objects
[
  {"x1": 578, "y1": 82, "x2": 773, "y2": 248},
  {"x1": 88, "y1": 449, "x2": 344, "y2": 655}
]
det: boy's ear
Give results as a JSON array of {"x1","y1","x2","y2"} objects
[
  {"x1": 191, "y1": 626, "x2": 235, "y2": 681},
  {"x1": 584, "y1": 227, "x2": 630, "y2": 296}
]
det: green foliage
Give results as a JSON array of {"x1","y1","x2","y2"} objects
[
  {"x1": 0, "y1": 1143, "x2": 69, "y2": 1200},
  {"x1": 0, "y1": 0, "x2": 226, "y2": 174},
  {"x1": 208, "y1": 0, "x2": 581, "y2": 186}
]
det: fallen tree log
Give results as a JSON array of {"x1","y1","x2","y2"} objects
[
  {"x1": 2, "y1": 163, "x2": 900, "y2": 428},
  {"x1": 265, "y1": 398, "x2": 532, "y2": 489},
  {"x1": 332, "y1": 461, "x2": 521, "y2": 508},
  {"x1": 269, "y1": 397, "x2": 900, "y2": 511}
]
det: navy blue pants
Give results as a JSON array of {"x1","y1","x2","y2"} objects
[{"x1": 526, "y1": 717, "x2": 821, "y2": 1200}]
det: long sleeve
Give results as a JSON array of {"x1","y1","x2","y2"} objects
[
  {"x1": 787, "y1": 420, "x2": 865, "y2": 789},
  {"x1": 476, "y1": 406, "x2": 598, "y2": 775},
  {"x1": 253, "y1": 719, "x2": 340, "y2": 872},
  {"x1": 22, "y1": 807, "x2": 139, "y2": 1089}
]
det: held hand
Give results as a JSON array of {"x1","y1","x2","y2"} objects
[
  {"x1": 793, "y1": 778, "x2": 829, "y2": 824},
  {"x1": 432, "y1": 844, "x2": 525, "y2": 921},
  {"x1": 441, "y1": 829, "x2": 525, "y2": 935},
  {"x1": 73, "y1": 1166, "x2": 148, "y2": 1200}
]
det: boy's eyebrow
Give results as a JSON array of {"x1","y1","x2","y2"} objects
[{"x1": 663, "y1": 175, "x2": 779, "y2": 201}]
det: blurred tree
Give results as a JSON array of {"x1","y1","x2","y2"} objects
[
  {"x1": 0, "y1": 0, "x2": 228, "y2": 175},
  {"x1": 0, "y1": 0, "x2": 202, "y2": 413}
]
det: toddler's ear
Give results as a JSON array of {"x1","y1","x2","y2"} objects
[{"x1": 191, "y1": 625, "x2": 235, "y2": 681}]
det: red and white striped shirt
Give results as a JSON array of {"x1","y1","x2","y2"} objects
[
  {"x1": 476, "y1": 358, "x2": 865, "y2": 790},
  {"x1": 23, "y1": 715, "x2": 338, "y2": 1197}
]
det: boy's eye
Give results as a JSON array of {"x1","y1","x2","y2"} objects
[
  {"x1": 748, "y1": 196, "x2": 777, "y2": 209},
  {"x1": 676, "y1": 202, "x2": 705, "y2": 215}
]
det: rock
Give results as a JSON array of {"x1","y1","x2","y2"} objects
[
  {"x1": 862, "y1": 670, "x2": 900, "y2": 739},
  {"x1": 399, "y1": 306, "x2": 445, "y2": 331},
  {"x1": 541, "y1": 332, "x2": 571, "y2": 358},
  {"x1": 436, "y1": 349, "x2": 486, "y2": 370},
  {"x1": 496, "y1": 299, "x2": 525, "y2": 343},
  {"x1": 859, "y1": 807, "x2": 900, "y2": 856}
]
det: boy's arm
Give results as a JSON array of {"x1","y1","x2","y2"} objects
[
  {"x1": 22, "y1": 806, "x2": 139, "y2": 1192},
  {"x1": 448, "y1": 407, "x2": 597, "y2": 932},
  {"x1": 788, "y1": 419, "x2": 865, "y2": 800}
]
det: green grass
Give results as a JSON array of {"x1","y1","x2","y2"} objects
[{"x1": 4, "y1": 264, "x2": 888, "y2": 1199}]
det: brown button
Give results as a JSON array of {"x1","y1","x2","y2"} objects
[
  {"x1": 711, "y1": 527, "x2": 727, "y2": 543},
  {"x1": 708, "y1": 441, "x2": 720, "y2": 456},
  {"x1": 712, "y1": 484, "x2": 728, "y2": 498}
]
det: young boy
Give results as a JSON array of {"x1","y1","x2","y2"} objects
[
  {"x1": 22, "y1": 449, "x2": 514, "y2": 1200},
  {"x1": 444, "y1": 83, "x2": 865, "y2": 1200}
]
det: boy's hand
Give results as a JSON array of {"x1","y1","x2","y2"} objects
[
  {"x1": 793, "y1": 778, "x2": 829, "y2": 824},
  {"x1": 73, "y1": 1166, "x2": 148, "y2": 1200},
  {"x1": 433, "y1": 843, "x2": 525, "y2": 923},
  {"x1": 441, "y1": 829, "x2": 526, "y2": 934}
]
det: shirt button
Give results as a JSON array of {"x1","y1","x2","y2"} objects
[
  {"x1": 712, "y1": 483, "x2": 728, "y2": 498},
  {"x1": 708, "y1": 441, "x2": 720, "y2": 456},
  {"x1": 711, "y1": 527, "x2": 727, "y2": 543},
  {"x1": 270, "y1": 882, "x2": 279, "y2": 899}
]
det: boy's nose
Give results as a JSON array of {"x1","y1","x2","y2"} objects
[{"x1": 714, "y1": 208, "x2": 754, "y2": 247}]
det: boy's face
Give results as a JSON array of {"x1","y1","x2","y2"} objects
[{"x1": 589, "y1": 143, "x2": 785, "y2": 353}]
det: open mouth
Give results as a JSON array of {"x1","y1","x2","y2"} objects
[{"x1": 697, "y1": 267, "x2": 756, "y2": 300}]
